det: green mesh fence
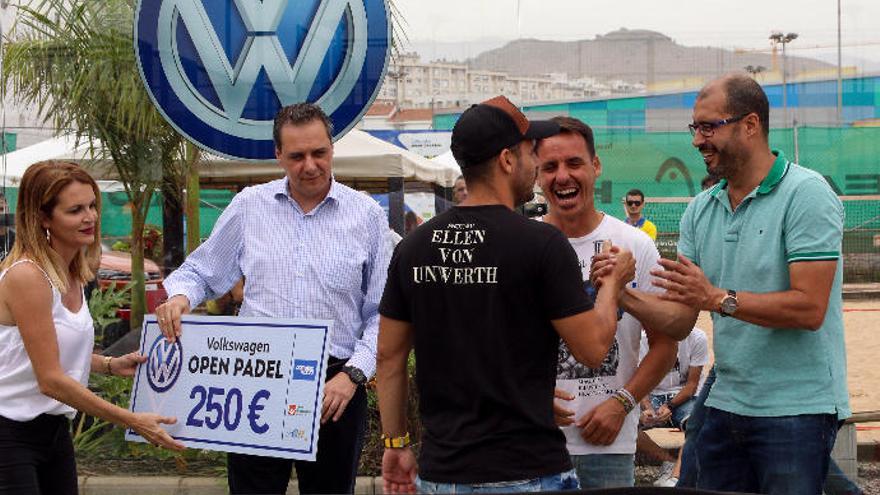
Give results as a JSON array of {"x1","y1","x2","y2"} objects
[
  {"x1": 583, "y1": 126, "x2": 880, "y2": 281},
  {"x1": 577, "y1": 127, "x2": 879, "y2": 207},
  {"x1": 93, "y1": 126, "x2": 880, "y2": 282},
  {"x1": 640, "y1": 197, "x2": 879, "y2": 282},
  {"x1": 1, "y1": 133, "x2": 15, "y2": 154},
  {"x1": 99, "y1": 188, "x2": 235, "y2": 240},
  {"x1": 3, "y1": 126, "x2": 876, "y2": 280}
]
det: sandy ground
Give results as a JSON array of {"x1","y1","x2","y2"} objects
[
  {"x1": 645, "y1": 300, "x2": 880, "y2": 492},
  {"x1": 694, "y1": 299, "x2": 880, "y2": 428},
  {"x1": 650, "y1": 300, "x2": 880, "y2": 443}
]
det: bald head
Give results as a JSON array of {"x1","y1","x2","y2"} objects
[{"x1": 698, "y1": 74, "x2": 770, "y2": 140}]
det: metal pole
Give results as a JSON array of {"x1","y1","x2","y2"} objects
[
  {"x1": 0, "y1": 2, "x2": 7, "y2": 256},
  {"x1": 782, "y1": 42, "x2": 788, "y2": 128},
  {"x1": 837, "y1": 0, "x2": 843, "y2": 124},
  {"x1": 1, "y1": 3, "x2": 7, "y2": 153},
  {"x1": 184, "y1": 143, "x2": 201, "y2": 254}
]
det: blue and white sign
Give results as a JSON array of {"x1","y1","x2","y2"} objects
[
  {"x1": 126, "y1": 315, "x2": 332, "y2": 460},
  {"x1": 145, "y1": 336, "x2": 183, "y2": 393},
  {"x1": 366, "y1": 130, "x2": 452, "y2": 158},
  {"x1": 134, "y1": 0, "x2": 391, "y2": 160}
]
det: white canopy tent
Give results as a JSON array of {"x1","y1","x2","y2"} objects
[
  {"x1": 431, "y1": 149, "x2": 461, "y2": 176},
  {"x1": 201, "y1": 129, "x2": 459, "y2": 187},
  {"x1": 0, "y1": 130, "x2": 461, "y2": 188},
  {"x1": 0, "y1": 135, "x2": 125, "y2": 191}
]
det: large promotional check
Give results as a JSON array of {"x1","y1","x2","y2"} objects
[{"x1": 126, "y1": 315, "x2": 332, "y2": 460}]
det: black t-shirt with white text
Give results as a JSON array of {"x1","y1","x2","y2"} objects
[{"x1": 380, "y1": 205, "x2": 593, "y2": 483}]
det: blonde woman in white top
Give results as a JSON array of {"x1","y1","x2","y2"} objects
[{"x1": 0, "y1": 161, "x2": 183, "y2": 495}]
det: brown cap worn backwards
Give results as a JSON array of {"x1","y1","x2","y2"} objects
[{"x1": 450, "y1": 95, "x2": 560, "y2": 169}]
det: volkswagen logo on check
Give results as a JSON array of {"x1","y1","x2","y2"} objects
[
  {"x1": 146, "y1": 335, "x2": 183, "y2": 393},
  {"x1": 135, "y1": 0, "x2": 391, "y2": 160}
]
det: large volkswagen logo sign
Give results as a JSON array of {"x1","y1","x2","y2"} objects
[
  {"x1": 146, "y1": 335, "x2": 183, "y2": 393},
  {"x1": 135, "y1": 0, "x2": 390, "y2": 160}
]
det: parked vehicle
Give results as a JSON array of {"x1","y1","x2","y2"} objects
[{"x1": 98, "y1": 243, "x2": 166, "y2": 313}]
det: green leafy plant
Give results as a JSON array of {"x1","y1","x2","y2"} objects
[
  {"x1": 110, "y1": 240, "x2": 130, "y2": 253},
  {"x1": 360, "y1": 351, "x2": 420, "y2": 476},
  {"x1": 88, "y1": 283, "x2": 133, "y2": 344},
  {"x1": 73, "y1": 375, "x2": 133, "y2": 454},
  {"x1": 75, "y1": 374, "x2": 226, "y2": 473}
]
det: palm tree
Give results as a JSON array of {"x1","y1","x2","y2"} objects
[
  {"x1": 2, "y1": 0, "x2": 186, "y2": 333},
  {"x1": 4, "y1": 0, "x2": 407, "y2": 335}
]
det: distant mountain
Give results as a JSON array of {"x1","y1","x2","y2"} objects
[
  {"x1": 408, "y1": 38, "x2": 510, "y2": 65},
  {"x1": 465, "y1": 28, "x2": 834, "y2": 84}
]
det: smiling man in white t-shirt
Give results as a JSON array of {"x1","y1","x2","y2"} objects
[{"x1": 537, "y1": 116, "x2": 698, "y2": 489}]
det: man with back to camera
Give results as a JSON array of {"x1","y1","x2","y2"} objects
[
  {"x1": 155, "y1": 103, "x2": 390, "y2": 494},
  {"x1": 653, "y1": 73, "x2": 850, "y2": 494},
  {"x1": 623, "y1": 189, "x2": 656, "y2": 241},
  {"x1": 375, "y1": 95, "x2": 638, "y2": 493},
  {"x1": 535, "y1": 116, "x2": 697, "y2": 488}
]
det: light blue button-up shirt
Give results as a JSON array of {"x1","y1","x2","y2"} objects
[{"x1": 163, "y1": 177, "x2": 390, "y2": 378}]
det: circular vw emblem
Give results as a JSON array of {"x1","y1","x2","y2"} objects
[
  {"x1": 135, "y1": 0, "x2": 390, "y2": 160},
  {"x1": 146, "y1": 335, "x2": 183, "y2": 393}
]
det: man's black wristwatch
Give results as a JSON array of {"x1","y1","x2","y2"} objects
[
  {"x1": 342, "y1": 365, "x2": 367, "y2": 385},
  {"x1": 718, "y1": 289, "x2": 738, "y2": 317}
]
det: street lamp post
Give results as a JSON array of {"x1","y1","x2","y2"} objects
[
  {"x1": 0, "y1": 1, "x2": 9, "y2": 155},
  {"x1": 744, "y1": 65, "x2": 767, "y2": 79},
  {"x1": 769, "y1": 32, "x2": 798, "y2": 128},
  {"x1": 837, "y1": 0, "x2": 843, "y2": 124}
]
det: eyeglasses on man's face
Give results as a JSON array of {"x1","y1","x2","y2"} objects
[
  {"x1": 624, "y1": 200, "x2": 642, "y2": 207},
  {"x1": 688, "y1": 113, "x2": 750, "y2": 137}
]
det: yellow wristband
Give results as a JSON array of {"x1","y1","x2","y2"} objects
[
  {"x1": 104, "y1": 356, "x2": 113, "y2": 375},
  {"x1": 382, "y1": 432, "x2": 411, "y2": 449}
]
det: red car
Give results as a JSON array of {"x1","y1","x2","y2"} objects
[{"x1": 98, "y1": 246, "x2": 166, "y2": 314}]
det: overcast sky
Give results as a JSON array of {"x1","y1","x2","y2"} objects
[{"x1": 394, "y1": 0, "x2": 880, "y2": 66}]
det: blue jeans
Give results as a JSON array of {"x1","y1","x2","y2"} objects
[
  {"x1": 696, "y1": 407, "x2": 838, "y2": 494},
  {"x1": 416, "y1": 469, "x2": 579, "y2": 493},
  {"x1": 650, "y1": 393, "x2": 696, "y2": 429},
  {"x1": 570, "y1": 454, "x2": 634, "y2": 489},
  {"x1": 677, "y1": 366, "x2": 715, "y2": 488}
]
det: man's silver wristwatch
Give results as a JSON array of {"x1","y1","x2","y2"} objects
[{"x1": 718, "y1": 289, "x2": 738, "y2": 317}]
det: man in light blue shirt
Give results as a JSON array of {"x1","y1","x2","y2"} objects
[
  {"x1": 653, "y1": 74, "x2": 849, "y2": 495},
  {"x1": 156, "y1": 103, "x2": 390, "y2": 494}
]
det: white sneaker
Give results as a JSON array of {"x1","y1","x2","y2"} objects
[
  {"x1": 653, "y1": 461, "x2": 676, "y2": 487},
  {"x1": 654, "y1": 475, "x2": 679, "y2": 487}
]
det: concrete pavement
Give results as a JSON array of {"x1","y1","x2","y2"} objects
[{"x1": 77, "y1": 475, "x2": 383, "y2": 495}]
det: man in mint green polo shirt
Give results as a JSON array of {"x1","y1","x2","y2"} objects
[{"x1": 653, "y1": 74, "x2": 849, "y2": 495}]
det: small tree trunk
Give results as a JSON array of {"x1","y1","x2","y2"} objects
[
  {"x1": 185, "y1": 143, "x2": 201, "y2": 254},
  {"x1": 129, "y1": 199, "x2": 148, "y2": 333}
]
